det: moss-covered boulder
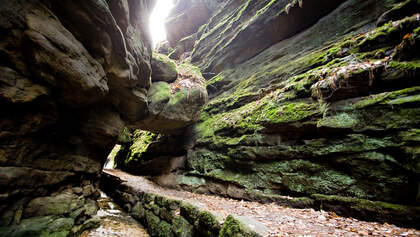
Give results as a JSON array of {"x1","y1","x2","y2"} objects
[
  {"x1": 152, "y1": 54, "x2": 178, "y2": 83},
  {"x1": 133, "y1": 63, "x2": 208, "y2": 134}
]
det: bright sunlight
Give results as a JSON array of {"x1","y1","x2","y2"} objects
[{"x1": 149, "y1": 0, "x2": 174, "y2": 48}]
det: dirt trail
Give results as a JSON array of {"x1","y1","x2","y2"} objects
[{"x1": 104, "y1": 169, "x2": 420, "y2": 237}]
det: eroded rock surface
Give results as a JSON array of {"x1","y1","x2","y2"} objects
[
  {"x1": 0, "y1": 0, "x2": 209, "y2": 234},
  {"x1": 119, "y1": 0, "x2": 420, "y2": 228}
]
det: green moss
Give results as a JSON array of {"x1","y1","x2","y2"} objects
[
  {"x1": 142, "y1": 193, "x2": 156, "y2": 204},
  {"x1": 154, "y1": 53, "x2": 178, "y2": 72},
  {"x1": 180, "y1": 202, "x2": 200, "y2": 224},
  {"x1": 157, "y1": 220, "x2": 174, "y2": 237},
  {"x1": 317, "y1": 113, "x2": 358, "y2": 129},
  {"x1": 347, "y1": 86, "x2": 420, "y2": 109},
  {"x1": 255, "y1": 101, "x2": 319, "y2": 124},
  {"x1": 398, "y1": 129, "x2": 420, "y2": 142},
  {"x1": 125, "y1": 130, "x2": 160, "y2": 164},
  {"x1": 148, "y1": 82, "x2": 171, "y2": 105},
  {"x1": 172, "y1": 216, "x2": 193, "y2": 237},
  {"x1": 387, "y1": 60, "x2": 420, "y2": 71},
  {"x1": 178, "y1": 63, "x2": 204, "y2": 78},
  {"x1": 145, "y1": 210, "x2": 161, "y2": 237},
  {"x1": 219, "y1": 215, "x2": 258, "y2": 237},
  {"x1": 311, "y1": 194, "x2": 417, "y2": 214},
  {"x1": 357, "y1": 15, "x2": 420, "y2": 51},
  {"x1": 194, "y1": 211, "x2": 220, "y2": 237}
]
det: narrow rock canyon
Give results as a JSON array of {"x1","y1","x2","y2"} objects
[{"x1": 1, "y1": 0, "x2": 420, "y2": 236}]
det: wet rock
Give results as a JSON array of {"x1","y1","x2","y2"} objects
[
  {"x1": 311, "y1": 61, "x2": 384, "y2": 101},
  {"x1": 194, "y1": 211, "x2": 220, "y2": 237},
  {"x1": 131, "y1": 202, "x2": 145, "y2": 220},
  {"x1": 156, "y1": 41, "x2": 171, "y2": 55},
  {"x1": 0, "y1": 167, "x2": 74, "y2": 189}
]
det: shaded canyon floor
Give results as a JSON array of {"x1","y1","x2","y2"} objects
[{"x1": 102, "y1": 169, "x2": 420, "y2": 237}]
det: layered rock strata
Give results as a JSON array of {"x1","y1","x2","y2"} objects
[
  {"x1": 0, "y1": 0, "x2": 207, "y2": 236},
  {"x1": 119, "y1": 0, "x2": 420, "y2": 228}
]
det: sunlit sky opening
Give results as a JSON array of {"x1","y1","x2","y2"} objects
[{"x1": 150, "y1": 0, "x2": 175, "y2": 48}]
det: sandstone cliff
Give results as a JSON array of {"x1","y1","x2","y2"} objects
[
  {"x1": 118, "y1": 0, "x2": 420, "y2": 228},
  {"x1": 1, "y1": 0, "x2": 420, "y2": 236}
]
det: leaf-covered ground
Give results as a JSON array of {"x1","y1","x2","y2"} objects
[{"x1": 104, "y1": 169, "x2": 420, "y2": 237}]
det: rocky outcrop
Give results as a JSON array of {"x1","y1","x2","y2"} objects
[
  {"x1": 119, "y1": 0, "x2": 420, "y2": 228},
  {"x1": 0, "y1": 0, "x2": 185, "y2": 236},
  {"x1": 114, "y1": 130, "x2": 186, "y2": 176},
  {"x1": 185, "y1": 0, "x2": 420, "y2": 225}
]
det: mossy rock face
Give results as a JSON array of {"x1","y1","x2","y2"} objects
[
  {"x1": 169, "y1": 0, "x2": 420, "y2": 227},
  {"x1": 131, "y1": 202, "x2": 145, "y2": 220},
  {"x1": 116, "y1": 129, "x2": 186, "y2": 175},
  {"x1": 219, "y1": 215, "x2": 259, "y2": 237},
  {"x1": 23, "y1": 193, "x2": 85, "y2": 218},
  {"x1": 0, "y1": 216, "x2": 74, "y2": 237},
  {"x1": 145, "y1": 210, "x2": 161, "y2": 237},
  {"x1": 194, "y1": 211, "x2": 220, "y2": 237},
  {"x1": 148, "y1": 82, "x2": 172, "y2": 115},
  {"x1": 180, "y1": 202, "x2": 200, "y2": 224},
  {"x1": 172, "y1": 216, "x2": 194, "y2": 237},
  {"x1": 152, "y1": 54, "x2": 178, "y2": 83},
  {"x1": 311, "y1": 194, "x2": 420, "y2": 228}
]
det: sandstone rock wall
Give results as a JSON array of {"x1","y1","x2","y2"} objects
[
  {"x1": 0, "y1": 0, "x2": 155, "y2": 235},
  {"x1": 122, "y1": 0, "x2": 420, "y2": 227}
]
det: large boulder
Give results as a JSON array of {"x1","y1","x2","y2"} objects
[
  {"x1": 134, "y1": 63, "x2": 208, "y2": 134},
  {"x1": 151, "y1": 54, "x2": 178, "y2": 82}
]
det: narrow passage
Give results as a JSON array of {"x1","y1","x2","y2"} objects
[{"x1": 104, "y1": 169, "x2": 420, "y2": 237}]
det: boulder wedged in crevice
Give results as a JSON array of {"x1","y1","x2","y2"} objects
[{"x1": 134, "y1": 62, "x2": 208, "y2": 134}]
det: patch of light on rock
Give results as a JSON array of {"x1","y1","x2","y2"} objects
[{"x1": 150, "y1": 0, "x2": 174, "y2": 48}]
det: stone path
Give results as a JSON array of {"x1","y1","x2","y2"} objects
[{"x1": 104, "y1": 169, "x2": 420, "y2": 237}]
